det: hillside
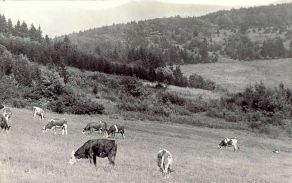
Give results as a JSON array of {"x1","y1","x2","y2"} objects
[
  {"x1": 181, "y1": 57, "x2": 292, "y2": 93},
  {"x1": 67, "y1": 3, "x2": 292, "y2": 65},
  {"x1": 0, "y1": 108, "x2": 291, "y2": 183}
]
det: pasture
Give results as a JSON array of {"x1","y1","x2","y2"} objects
[
  {"x1": 0, "y1": 108, "x2": 291, "y2": 183},
  {"x1": 181, "y1": 58, "x2": 292, "y2": 93}
]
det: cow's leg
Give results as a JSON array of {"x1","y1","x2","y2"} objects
[
  {"x1": 93, "y1": 156, "x2": 97, "y2": 170},
  {"x1": 53, "y1": 127, "x2": 57, "y2": 135},
  {"x1": 107, "y1": 154, "x2": 115, "y2": 166},
  {"x1": 233, "y1": 145, "x2": 237, "y2": 152}
]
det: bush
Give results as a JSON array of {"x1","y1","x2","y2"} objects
[
  {"x1": 159, "y1": 92, "x2": 185, "y2": 106},
  {"x1": 189, "y1": 74, "x2": 216, "y2": 90},
  {"x1": 186, "y1": 100, "x2": 208, "y2": 113},
  {"x1": 11, "y1": 99, "x2": 26, "y2": 108},
  {"x1": 119, "y1": 77, "x2": 148, "y2": 97}
]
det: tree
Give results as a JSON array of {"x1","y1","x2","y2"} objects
[
  {"x1": 29, "y1": 24, "x2": 38, "y2": 41},
  {"x1": 94, "y1": 46, "x2": 101, "y2": 55},
  {"x1": 199, "y1": 38, "x2": 208, "y2": 63},
  {"x1": 14, "y1": 20, "x2": 21, "y2": 37},
  {"x1": 0, "y1": 15, "x2": 7, "y2": 33},
  {"x1": 20, "y1": 21, "x2": 29, "y2": 37},
  {"x1": 7, "y1": 18, "x2": 13, "y2": 34}
]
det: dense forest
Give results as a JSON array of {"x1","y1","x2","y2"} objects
[
  {"x1": 68, "y1": 3, "x2": 292, "y2": 62},
  {"x1": 0, "y1": 14, "x2": 215, "y2": 88}
]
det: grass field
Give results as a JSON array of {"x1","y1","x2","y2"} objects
[
  {"x1": 0, "y1": 108, "x2": 292, "y2": 183},
  {"x1": 181, "y1": 58, "x2": 292, "y2": 93}
]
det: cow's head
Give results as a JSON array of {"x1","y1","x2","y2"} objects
[
  {"x1": 218, "y1": 137, "x2": 229, "y2": 148},
  {"x1": 69, "y1": 150, "x2": 77, "y2": 165},
  {"x1": 42, "y1": 125, "x2": 47, "y2": 133}
]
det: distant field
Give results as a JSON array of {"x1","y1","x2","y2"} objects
[
  {"x1": 181, "y1": 58, "x2": 292, "y2": 93},
  {"x1": 0, "y1": 108, "x2": 291, "y2": 183}
]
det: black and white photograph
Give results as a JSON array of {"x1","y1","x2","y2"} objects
[{"x1": 0, "y1": 0, "x2": 291, "y2": 182}]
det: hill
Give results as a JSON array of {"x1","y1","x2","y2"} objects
[
  {"x1": 67, "y1": 3, "x2": 292, "y2": 65},
  {"x1": 0, "y1": 1, "x2": 233, "y2": 37},
  {"x1": 0, "y1": 108, "x2": 291, "y2": 183}
]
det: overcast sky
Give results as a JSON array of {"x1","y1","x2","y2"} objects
[{"x1": 0, "y1": 0, "x2": 287, "y2": 37}]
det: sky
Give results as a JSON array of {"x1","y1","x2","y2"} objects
[{"x1": 0, "y1": 0, "x2": 287, "y2": 37}]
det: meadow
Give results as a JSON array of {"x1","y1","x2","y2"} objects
[
  {"x1": 181, "y1": 58, "x2": 292, "y2": 93},
  {"x1": 0, "y1": 108, "x2": 291, "y2": 183}
]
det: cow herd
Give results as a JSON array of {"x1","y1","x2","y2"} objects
[{"x1": 0, "y1": 105, "x2": 241, "y2": 177}]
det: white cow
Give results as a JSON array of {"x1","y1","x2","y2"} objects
[
  {"x1": 157, "y1": 149, "x2": 174, "y2": 176},
  {"x1": 218, "y1": 137, "x2": 240, "y2": 152},
  {"x1": 33, "y1": 106, "x2": 45, "y2": 121},
  {"x1": 43, "y1": 118, "x2": 67, "y2": 135},
  {"x1": 2, "y1": 107, "x2": 12, "y2": 123}
]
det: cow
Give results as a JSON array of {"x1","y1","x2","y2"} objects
[
  {"x1": 218, "y1": 137, "x2": 240, "y2": 152},
  {"x1": 69, "y1": 139, "x2": 117, "y2": 169},
  {"x1": 0, "y1": 114, "x2": 11, "y2": 131},
  {"x1": 82, "y1": 121, "x2": 107, "y2": 136},
  {"x1": 1, "y1": 107, "x2": 12, "y2": 123},
  {"x1": 43, "y1": 118, "x2": 67, "y2": 135},
  {"x1": 106, "y1": 124, "x2": 125, "y2": 138},
  {"x1": 33, "y1": 106, "x2": 45, "y2": 121},
  {"x1": 157, "y1": 149, "x2": 174, "y2": 176}
]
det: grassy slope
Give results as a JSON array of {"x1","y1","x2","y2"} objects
[
  {"x1": 0, "y1": 108, "x2": 291, "y2": 183},
  {"x1": 181, "y1": 58, "x2": 292, "y2": 93}
]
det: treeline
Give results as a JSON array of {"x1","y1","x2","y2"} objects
[
  {"x1": 69, "y1": 16, "x2": 218, "y2": 65},
  {"x1": 0, "y1": 14, "x2": 43, "y2": 42},
  {"x1": 224, "y1": 34, "x2": 291, "y2": 60},
  {"x1": 68, "y1": 3, "x2": 292, "y2": 63},
  {"x1": 0, "y1": 33, "x2": 215, "y2": 89},
  {"x1": 202, "y1": 3, "x2": 292, "y2": 31}
]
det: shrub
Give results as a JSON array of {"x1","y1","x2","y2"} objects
[
  {"x1": 119, "y1": 77, "x2": 148, "y2": 97},
  {"x1": 11, "y1": 99, "x2": 26, "y2": 108},
  {"x1": 188, "y1": 73, "x2": 216, "y2": 90},
  {"x1": 186, "y1": 100, "x2": 208, "y2": 113},
  {"x1": 159, "y1": 92, "x2": 185, "y2": 106}
]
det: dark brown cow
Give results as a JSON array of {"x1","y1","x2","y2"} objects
[{"x1": 69, "y1": 139, "x2": 117, "y2": 169}]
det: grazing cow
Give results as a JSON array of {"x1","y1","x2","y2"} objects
[
  {"x1": 43, "y1": 118, "x2": 67, "y2": 135},
  {"x1": 218, "y1": 137, "x2": 239, "y2": 152},
  {"x1": 157, "y1": 149, "x2": 174, "y2": 176},
  {"x1": 1, "y1": 107, "x2": 12, "y2": 123},
  {"x1": 106, "y1": 124, "x2": 125, "y2": 138},
  {"x1": 33, "y1": 106, "x2": 45, "y2": 120},
  {"x1": 82, "y1": 121, "x2": 107, "y2": 135},
  {"x1": 0, "y1": 114, "x2": 11, "y2": 131},
  {"x1": 69, "y1": 139, "x2": 117, "y2": 168}
]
